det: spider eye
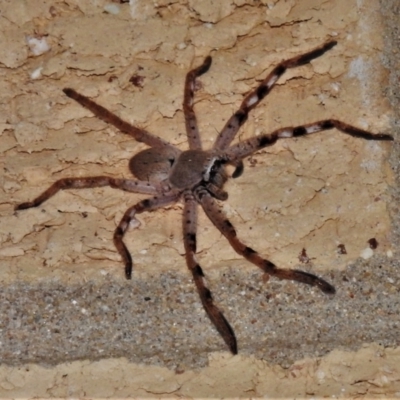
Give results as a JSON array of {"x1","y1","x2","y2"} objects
[
  {"x1": 210, "y1": 161, "x2": 220, "y2": 176},
  {"x1": 203, "y1": 158, "x2": 221, "y2": 182},
  {"x1": 211, "y1": 158, "x2": 227, "y2": 175}
]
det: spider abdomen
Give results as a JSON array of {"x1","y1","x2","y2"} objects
[{"x1": 129, "y1": 147, "x2": 180, "y2": 183}]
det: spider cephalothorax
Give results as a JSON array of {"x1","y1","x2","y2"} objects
[{"x1": 15, "y1": 40, "x2": 393, "y2": 353}]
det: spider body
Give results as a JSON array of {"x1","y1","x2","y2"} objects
[{"x1": 15, "y1": 40, "x2": 393, "y2": 354}]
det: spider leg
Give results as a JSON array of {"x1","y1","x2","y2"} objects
[
  {"x1": 184, "y1": 57, "x2": 244, "y2": 176},
  {"x1": 183, "y1": 56, "x2": 212, "y2": 150},
  {"x1": 114, "y1": 193, "x2": 179, "y2": 279},
  {"x1": 182, "y1": 191, "x2": 237, "y2": 354},
  {"x1": 213, "y1": 40, "x2": 338, "y2": 151},
  {"x1": 222, "y1": 119, "x2": 394, "y2": 162},
  {"x1": 63, "y1": 88, "x2": 175, "y2": 149},
  {"x1": 14, "y1": 176, "x2": 160, "y2": 210},
  {"x1": 196, "y1": 187, "x2": 335, "y2": 294}
]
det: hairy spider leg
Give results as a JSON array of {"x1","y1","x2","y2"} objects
[
  {"x1": 186, "y1": 57, "x2": 244, "y2": 177},
  {"x1": 196, "y1": 187, "x2": 335, "y2": 295},
  {"x1": 212, "y1": 40, "x2": 338, "y2": 151},
  {"x1": 15, "y1": 176, "x2": 160, "y2": 210},
  {"x1": 183, "y1": 56, "x2": 212, "y2": 150},
  {"x1": 222, "y1": 119, "x2": 393, "y2": 162},
  {"x1": 63, "y1": 88, "x2": 174, "y2": 150},
  {"x1": 114, "y1": 194, "x2": 179, "y2": 279},
  {"x1": 182, "y1": 191, "x2": 238, "y2": 353}
]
